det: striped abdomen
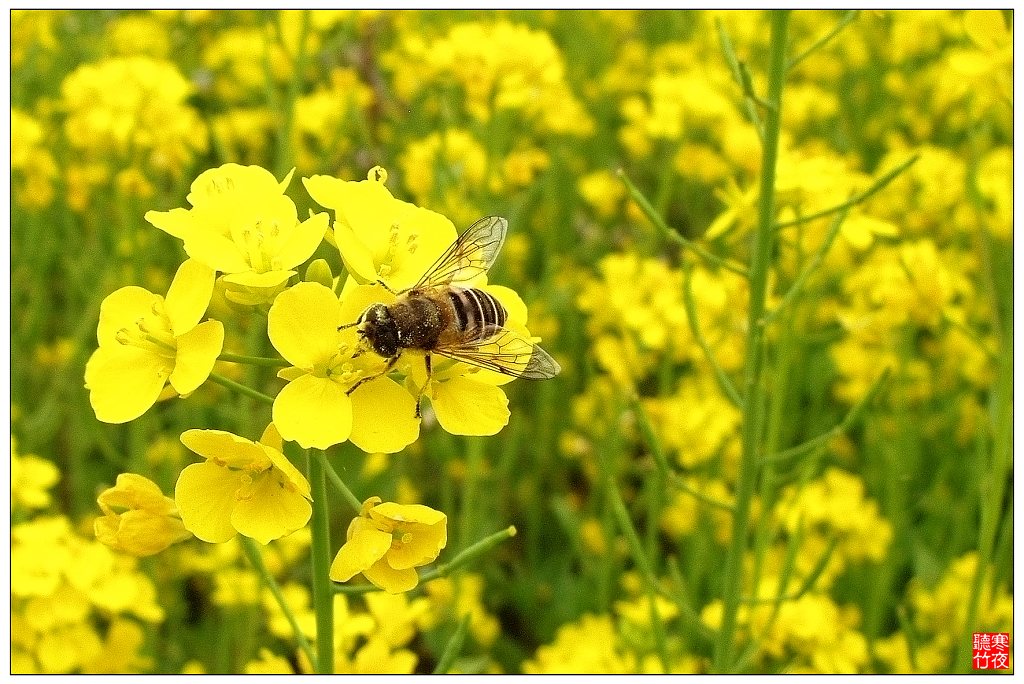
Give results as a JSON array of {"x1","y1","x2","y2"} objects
[{"x1": 448, "y1": 288, "x2": 506, "y2": 339}]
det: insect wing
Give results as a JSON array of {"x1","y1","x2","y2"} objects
[
  {"x1": 433, "y1": 326, "x2": 560, "y2": 380},
  {"x1": 414, "y1": 216, "x2": 508, "y2": 289}
]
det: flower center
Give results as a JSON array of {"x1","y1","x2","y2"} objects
[
  {"x1": 114, "y1": 300, "x2": 176, "y2": 359},
  {"x1": 240, "y1": 218, "x2": 282, "y2": 273}
]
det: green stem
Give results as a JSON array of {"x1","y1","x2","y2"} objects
[
  {"x1": 333, "y1": 526, "x2": 517, "y2": 595},
  {"x1": 774, "y1": 154, "x2": 919, "y2": 229},
  {"x1": 307, "y1": 450, "x2": 334, "y2": 673},
  {"x1": 618, "y1": 169, "x2": 749, "y2": 277},
  {"x1": 713, "y1": 10, "x2": 789, "y2": 674},
  {"x1": 682, "y1": 264, "x2": 744, "y2": 408},
  {"x1": 208, "y1": 372, "x2": 275, "y2": 406},
  {"x1": 218, "y1": 351, "x2": 291, "y2": 367},
  {"x1": 764, "y1": 367, "x2": 890, "y2": 464},
  {"x1": 239, "y1": 537, "x2": 316, "y2": 668},
  {"x1": 607, "y1": 481, "x2": 671, "y2": 674},
  {"x1": 956, "y1": 231, "x2": 1013, "y2": 671},
  {"x1": 786, "y1": 10, "x2": 859, "y2": 70},
  {"x1": 432, "y1": 615, "x2": 471, "y2": 674},
  {"x1": 318, "y1": 451, "x2": 362, "y2": 513}
]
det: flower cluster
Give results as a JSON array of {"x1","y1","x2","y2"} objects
[{"x1": 11, "y1": 443, "x2": 164, "y2": 674}]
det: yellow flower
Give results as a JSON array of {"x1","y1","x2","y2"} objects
[
  {"x1": 351, "y1": 280, "x2": 523, "y2": 437},
  {"x1": 145, "y1": 164, "x2": 329, "y2": 306},
  {"x1": 267, "y1": 282, "x2": 420, "y2": 451},
  {"x1": 84, "y1": 259, "x2": 224, "y2": 424},
  {"x1": 175, "y1": 424, "x2": 312, "y2": 544},
  {"x1": 11, "y1": 108, "x2": 58, "y2": 209},
  {"x1": 523, "y1": 614, "x2": 637, "y2": 673},
  {"x1": 245, "y1": 648, "x2": 296, "y2": 674},
  {"x1": 60, "y1": 56, "x2": 206, "y2": 172},
  {"x1": 303, "y1": 167, "x2": 458, "y2": 291},
  {"x1": 94, "y1": 473, "x2": 191, "y2": 557},
  {"x1": 11, "y1": 437, "x2": 59, "y2": 511},
  {"x1": 330, "y1": 496, "x2": 447, "y2": 594}
]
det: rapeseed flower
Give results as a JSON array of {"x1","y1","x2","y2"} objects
[
  {"x1": 267, "y1": 281, "x2": 420, "y2": 451},
  {"x1": 84, "y1": 259, "x2": 223, "y2": 423},
  {"x1": 303, "y1": 167, "x2": 458, "y2": 291},
  {"x1": 523, "y1": 614, "x2": 636, "y2": 673},
  {"x1": 11, "y1": 438, "x2": 60, "y2": 511},
  {"x1": 60, "y1": 56, "x2": 206, "y2": 174},
  {"x1": 94, "y1": 473, "x2": 191, "y2": 556},
  {"x1": 330, "y1": 496, "x2": 447, "y2": 594},
  {"x1": 145, "y1": 164, "x2": 329, "y2": 306},
  {"x1": 175, "y1": 424, "x2": 312, "y2": 544},
  {"x1": 11, "y1": 108, "x2": 58, "y2": 209}
]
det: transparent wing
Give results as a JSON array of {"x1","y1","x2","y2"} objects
[
  {"x1": 433, "y1": 326, "x2": 560, "y2": 380},
  {"x1": 413, "y1": 216, "x2": 508, "y2": 289}
]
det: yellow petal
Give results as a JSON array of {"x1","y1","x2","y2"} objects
[
  {"x1": 259, "y1": 423, "x2": 284, "y2": 452},
  {"x1": 261, "y1": 443, "x2": 311, "y2": 501},
  {"x1": 85, "y1": 345, "x2": 170, "y2": 424},
  {"x1": 333, "y1": 222, "x2": 380, "y2": 283},
  {"x1": 144, "y1": 207, "x2": 194, "y2": 240},
  {"x1": 272, "y1": 375, "x2": 353, "y2": 449},
  {"x1": 349, "y1": 377, "x2": 420, "y2": 454},
  {"x1": 330, "y1": 524, "x2": 392, "y2": 582},
  {"x1": 220, "y1": 270, "x2": 294, "y2": 289},
  {"x1": 371, "y1": 500, "x2": 441, "y2": 522},
  {"x1": 174, "y1": 462, "x2": 242, "y2": 543},
  {"x1": 231, "y1": 471, "x2": 312, "y2": 544},
  {"x1": 276, "y1": 212, "x2": 329, "y2": 271},
  {"x1": 164, "y1": 259, "x2": 216, "y2": 336},
  {"x1": 169, "y1": 319, "x2": 224, "y2": 395},
  {"x1": 180, "y1": 429, "x2": 268, "y2": 468},
  {"x1": 430, "y1": 376, "x2": 509, "y2": 436},
  {"x1": 267, "y1": 282, "x2": 343, "y2": 368},
  {"x1": 184, "y1": 231, "x2": 250, "y2": 273},
  {"x1": 96, "y1": 286, "x2": 160, "y2": 347},
  {"x1": 362, "y1": 557, "x2": 419, "y2": 594}
]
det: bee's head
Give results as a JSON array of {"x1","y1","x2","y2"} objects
[{"x1": 358, "y1": 304, "x2": 399, "y2": 358}]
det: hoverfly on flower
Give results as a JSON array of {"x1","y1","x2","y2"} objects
[{"x1": 342, "y1": 216, "x2": 560, "y2": 415}]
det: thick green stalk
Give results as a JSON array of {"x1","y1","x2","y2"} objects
[
  {"x1": 307, "y1": 450, "x2": 334, "y2": 673},
  {"x1": 712, "y1": 10, "x2": 790, "y2": 673}
]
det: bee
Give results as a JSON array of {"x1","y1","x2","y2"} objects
[{"x1": 342, "y1": 216, "x2": 560, "y2": 414}]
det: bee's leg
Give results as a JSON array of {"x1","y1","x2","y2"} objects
[
  {"x1": 375, "y1": 279, "x2": 412, "y2": 296},
  {"x1": 346, "y1": 356, "x2": 399, "y2": 396},
  {"x1": 413, "y1": 355, "x2": 432, "y2": 419}
]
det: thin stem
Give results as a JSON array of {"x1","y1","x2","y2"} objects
[
  {"x1": 713, "y1": 10, "x2": 789, "y2": 674},
  {"x1": 239, "y1": 537, "x2": 316, "y2": 668},
  {"x1": 432, "y1": 615, "x2": 471, "y2": 674},
  {"x1": 333, "y1": 526, "x2": 518, "y2": 595},
  {"x1": 618, "y1": 169, "x2": 749, "y2": 278},
  {"x1": 208, "y1": 372, "x2": 275, "y2": 406},
  {"x1": 764, "y1": 367, "x2": 890, "y2": 464},
  {"x1": 218, "y1": 351, "x2": 291, "y2": 367},
  {"x1": 761, "y1": 206, "x2": 849, "y2": 327},
  {"x1": 318, "y1": 451, "x2": 362, "y2": 513},
  {"x1": 608, "y1": 480, "x2": 671, "y2": 674},
  {"x1": 775, "y1": 155, "x2": 919, "y2": 229},
  {"x1": 631, "y1": 396, "x2": 672, "y2": 481},
  {"x1": 787, "y1": 10, "x2": 859, "y2": 70},
  {"x1": 670, "y1": 474, "x2": 735, "y2": 513},
  {"x1": 682, "y1": 264, "x2": 744, "y2": 408},
  {"x1": 307, "y1": 450, "x2": 334, "y2": 673},
  {"x1": 716, "y1": 18, "x2": 764, "y2": 141}
]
